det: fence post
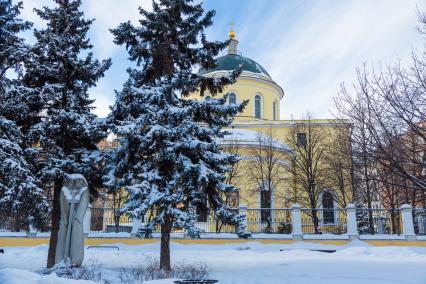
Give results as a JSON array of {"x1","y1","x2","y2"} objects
[
  {"x1": 131, "y1": 216, "x2": 142, "y2": 238},
  {"x1": 239, "y1": 204, "x2": 248, "y2": 234},
  {"x1": 291, "y1": 204, "x2": 302, "y2": 240},
  {"x1": 346, "y1": 203, "x2": 359, "y2": 240},
  {"x1": 83, "y1": 204, "x2": 92, "y2": 238},
  {"x1": 401, "y1": 204, "x2": 416, "y2": 241}
]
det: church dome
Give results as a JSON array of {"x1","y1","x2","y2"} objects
[{"x1": 199, "y1": 54, "x2": 272, "y2": 79}]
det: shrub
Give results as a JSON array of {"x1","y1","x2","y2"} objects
[
  {"x1": 277, "y1": 222, "x2": 292, "y2": 234},
  {"x1": 55, "y1": 258, "x2": 104, "y2": 283},
  {"x1": 119, "y1": 255, "x2": 209, "y2": 283}
]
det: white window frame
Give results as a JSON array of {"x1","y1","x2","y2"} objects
[
  {"x1": 254, "y1": 93, "x2": 263, "y2": 119},
  {"x1": 318, "y1": 189, "x2": 339, "y2": 225},
  {"x1": 227, "y1": 92, "x2": 238, "y2": 105}
]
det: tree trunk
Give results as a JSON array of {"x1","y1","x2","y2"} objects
[
  {"x1": 13, "y1": 213, "x2": 22, "y2": 232},
  {"x1": 368, "y1": 209, "x2": 375, "y2": 234},
  {"x1": 160, "y1": 215, "x2": 173, "y2": 271},
  {"x1": 114, "y1": 214, "x2": 120, "y2": 233},
  {"x1": 47, "y1": 181, "x2": 61, "y2": 268},
  {"x1": 312, "y1": 209, "x2": 320, "y2": 234}
]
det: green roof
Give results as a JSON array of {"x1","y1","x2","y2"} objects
[{"x1": 199, "y1": 54, "x2": 271, "y2": 79}]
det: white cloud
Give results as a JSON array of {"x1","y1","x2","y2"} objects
[
  {"x1": 19, "y1": 0, "x2": 51, "y2": 29},
  {"x1": 235, "y1": 0, "x2": 425, "y2": 119},
  {"x1": 83, "y1": 0, "x2": 152, "y2": 59},
  {"x1": 16, "y1": 0, "x2": 426, "y2": 119},
  {"x1": 90, "y1": 79, "x2": 114, "y2": 118},
  {"x1": 18, "y1": 0, "x2": 151, "y2": 58}
]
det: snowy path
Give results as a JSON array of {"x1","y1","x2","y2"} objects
[{"x1": 1, "y1": 241, "x2": 426, "y2": 283}]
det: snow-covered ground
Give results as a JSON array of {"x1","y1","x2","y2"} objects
[{"x1": 1, "y1": 240, "x2": 426, "y2": 284}]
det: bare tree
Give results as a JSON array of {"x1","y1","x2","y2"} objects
[
  {"x1": 285, "y1": 116, "x2": 329, "y2": 234},
  {"x1": 325, "y1": 122, "x2": 353, "y2": 208},
  {"x1": 209, "y1": 134, "x2": 244, "y2": 233},
  {"x1": 246, "y1": 128, "x2": 287, "y2": 232},
  {"x1": 221, "y1": 133, "x2": 243, "y2": 207},
  {"x1": 335, "y1": 56, "x2": 426, "y2": 209}
]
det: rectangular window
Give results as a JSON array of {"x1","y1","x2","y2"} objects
[
  {"x1": 296, "y1": 133, "x2": 307, "y2": 147},
  {"x1": 260, "y1": 190, "x2": 271, "y2": 222}
]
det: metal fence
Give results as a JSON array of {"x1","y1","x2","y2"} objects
[
  {"x1": 193, "y1": 209, "x2": 239, "y2": 234},
  {"x1": 0, "y1": 213, "x2": 51, "y2": 233},
  {"x1": 300, "y1": 208, "x2": 347, "y2": 234},
  {"x1": 246, "y1": 208, "x2": 292, "y2": 234},
  {"x1": 90, "y1": 207, "x2": 133, "y2": 233},
  {"x1": 356, "y1": 208, "x2": 402, "y2": 235},
  {"x1": 0, "y1": 215, "x2": 25, "y2": 232},
  {"x1": 413, "y1": 208, "x2": 426, "y2": 236},
  {"x1": 6, "y1": 205, "x2": 426, "y2": 238}
]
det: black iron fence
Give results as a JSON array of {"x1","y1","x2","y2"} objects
[
  {"x1": 6, "y1": 206, "x2": 426, "y2": 238},
  {"x1": 246, "y1": 208, "x2": 292, "y2": 234},
  {"x1": 0, "y1": 215, "x2": 26, "y2": 232},
  {"x1": 0, "y1": 213, "x2": 50, "y2": 233},
  {"x1": 90, "y1": 207, "x2": 133, "y2": 233},
  {"x1": 356, "y1": 208, "x2": 402, "y2": 235},
  {"x1": 193, "y1": 209, "x2": 239, "y2": 234},
  {"x1": 300, "y1": 208, "x2": 347, "y2": 234}
]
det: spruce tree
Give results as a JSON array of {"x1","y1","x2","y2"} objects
[
  {"x1": 23, "y1": 0, "x2": 111, "y2": 267},
  {"x1": 109, "y1": 0, "x2": 249, "y2": 270},
  {"x1": 0, "y1": 0, "x2": 48, "y2": 231},
  {"x1": 355, "y1": 202, "x2": 375, "y2": 235}
]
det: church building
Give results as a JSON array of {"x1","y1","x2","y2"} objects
[{"x1": 188, "y1": 28, "x2": 353, "y2": 215}]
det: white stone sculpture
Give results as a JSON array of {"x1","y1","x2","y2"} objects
[{"x1": 55, "y1": 174, "x2": 89, "y2": 266}]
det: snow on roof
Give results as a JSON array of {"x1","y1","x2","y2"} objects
[{"x1": 220, "y1": 129, "x2": 291, "y2": 151}]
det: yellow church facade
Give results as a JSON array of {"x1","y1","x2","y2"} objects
[{"x1": 188, "y1": 31, "x2": 353, "y2": 219}]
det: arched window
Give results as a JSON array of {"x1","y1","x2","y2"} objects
[
  {"x1": 228, "y1": 92, "x2": 237, "y2": 104},
  {"x1": 273, "y1": 101, "x2": 277, "y2": 120},
  {"x1": 322, "y1": 191, "x2": 335, "y2": 224},
  {"x1": 254, "y1": 95, "x2": 262, "y2": 118}
]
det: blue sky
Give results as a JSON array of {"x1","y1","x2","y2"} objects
[{"x1": 18, "y1": 0, "x2": 426, "y2": 119}]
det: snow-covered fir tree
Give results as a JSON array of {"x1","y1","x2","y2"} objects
[
  {"x1": 107, "y1": 0, "x2": 249, "y2": 270},
  {"x1": 0, "y1": 0, "x2": 48, "y2": 231},
  {"x1": 23, "y1": 0, "x2": 111, "y2": 267},
  {"x1": 355, "y1": 202, "x2": 375, "y2": 235}
]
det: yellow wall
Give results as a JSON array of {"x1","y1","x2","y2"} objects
[
  {"x1": 188, "y1": 76, "x2": 283, "y2": 121},
  {"x1": 187, "y1": 72, "x2": 352, "y2": 210}
]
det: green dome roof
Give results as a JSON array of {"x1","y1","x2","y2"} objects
[{"x1": 200, "y1": 54, "x2": 271, "y2": 79}]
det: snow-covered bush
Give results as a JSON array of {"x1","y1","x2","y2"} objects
[
  {"x1": 118, "y1": 255, "x2": 208, "y2": 283},
  {"x1": 55, "y1": 258, "x2": 103, "y2": 283},
  {"x1": 277, "y1": 222, "x2": 292, "y2": 234}
]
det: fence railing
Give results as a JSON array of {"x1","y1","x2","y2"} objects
[
  {"x1": 300, "y1": 208, "x2": 347, "y2": 234},
  {"x1": 90, "y1": 207, "x2": 133, "y2": 233},
  {"x1": 246, "y1": 208, "x2": 292, "y2": 234},
  {"x1": 4, "y1": 204, "x2": 426, "y2": 240},
  {"x1": 356, "y1": 208, "x2": 402, "y2": 235},
  {"x1": 413, "y1": 209, "x2": 426, "y2": 236},
  {"x1": 0, "y1": 215, "x2": 26, "y2": 232},
  {"x1": 193, "y1": 209, "x2": 239, "y2": 234}
]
